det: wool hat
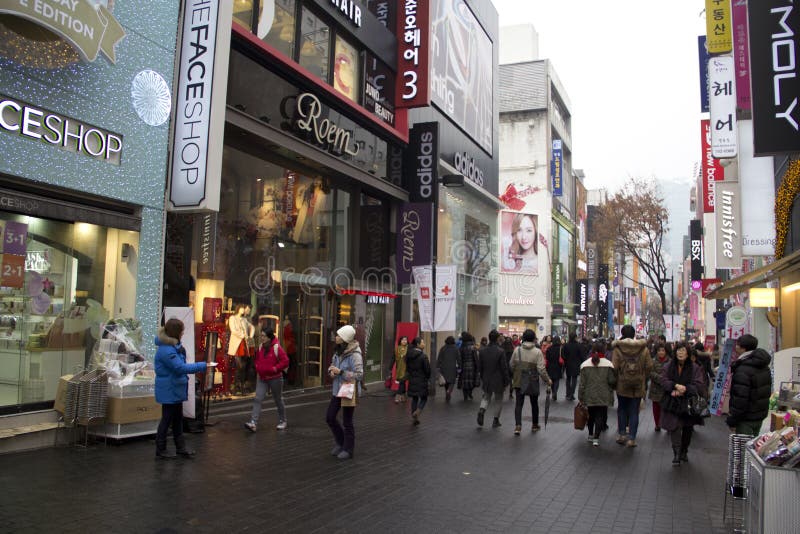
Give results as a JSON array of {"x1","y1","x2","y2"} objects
[{"x1": 337, "y1": 325, "x2": 356, "y2": 343}]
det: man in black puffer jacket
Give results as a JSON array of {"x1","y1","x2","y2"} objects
[{"x1": 726, "y1": 334, "x2": 772, "y2": 436}]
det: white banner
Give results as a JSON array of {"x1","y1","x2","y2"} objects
[
  {"x1": 412, "y1": 264, "x2": 458, "y2": 332},
  {"x1": 738, "y1": 120, "x2": 776, "y2": 255},
  {"x1": 164, "y1": 307, "x2": 197, "y2": 419},
  {"x1": 709, "y1": 56, "x2": 738, "y2": 158},
  {"x1": 663, "y1": 314, "x2": 681, "y2": 342}
]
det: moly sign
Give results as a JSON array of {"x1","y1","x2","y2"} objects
[
  {"x1": 748, "y1": 0, "x2": 800, "y2": 155},
  {"x1": 405, "y1": 122, "x2": 438, "y2": 202}
]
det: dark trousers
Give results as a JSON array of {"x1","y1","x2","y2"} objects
[
  {"x1": 411, "y1": 396, "x2": 428, "y2": 412},
  {"x1": 462, "y1": 387, "x2": 474, "y2": 400},
  {"x1": 652, "y1": 401, "x2": 662, "y2": 428},
  {"x1": 617, "y1": 395, "x2": 641, "y2": 439},
  {"x1": 156, "y1": 403, "x2": 184, "y2": 451},
  {"x1": 587, "y1": 406, "x2": 608, "y2": 438},
  {"x1": 669, "y1": 424, "x2": 694, "y2": 452},
  {"x1": 514, "y1": 390, "x2": 539, "y2": 426},
  {"x1": 550, "y1": 378, "x2": 560, "y2": 399},
  {"x1": 234, "y1": 356, "x2": 253, "y2": 393},
  {"x1": 326, "y1": 396, "x2": 355, "y2": 454},
  {"x1": 565, "y1": 374, "x2": 578, "y2": 399}
]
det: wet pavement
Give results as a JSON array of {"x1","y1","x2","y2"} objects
[{"x1": 1, "y1": 385, "x2": 735, "y2": 533}]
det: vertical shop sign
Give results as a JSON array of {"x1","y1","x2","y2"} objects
[
  {"x1": 738, "y1": 120, "x2": 777, "y2": 255},
  {"x1": 196, "y1": 212, "x2": 217, "y2": 276},
  {"x1": 363, "y1": 53, "x2": 396, "y2": 127},
  {"x1": 709, "y1": 338, "x2": 735, "y2": 415},
  {"x1": 708, "y1": 56, "x2": 738, "y2": 158},
  {"x1": 396, "y1": 203, "x2": 433, "y2": 284},
  {"x1": 576, "y1": 279, "x2": 588, "y2": 314},
  {"x1": 360, "y1": 206, "x2": 387, "y2": 269},
  {"x1": 731, "y1": 1, "x2": 751, "y2": 112},
  {"x1": 701, "y1": 119, "x2": 724, "y2": 212},
  {"x1": 366, "y1": 0, "x2": 397, "y2": 30},
  {"x1": 715, "y1": 181, "x2": 742, "y2": 269},
  {"x1": 690, "y1": 219, "x2": 704, "y2": 282},
  {"x1": 587, "y1": 242, "x2": 597, "y2": 304},
  {"x1": 748, "y1": 0, "x2": 800, "y2": 155},
  {"x1": 698, "y1": 36, "x2": 710, "y2": 113},
  {"x1": 598, "y1": 264, "x2": 609, "y2": 327},
  {"x1": 405, "y1": 122, "x2": 438, "y2": 202},
  {"x1": 396, "y1": 0, "x2": 430, "y2": 108},
  {"x1": 552, "y1": 263, "x2": 563, "y2": 303},
  {"x1": 706, "y1": 0, "x2": 732, "y2": 53},
  {"x1": 169, "y1": 0, "x2": 233, "y2": 212},
  {"x1": 551, "y1": 139, "x2": 563, "y2": 197}
]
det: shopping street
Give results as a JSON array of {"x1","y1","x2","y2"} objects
[{"x1": 1, "y1": 387, "x2": 734, "y2": 534}]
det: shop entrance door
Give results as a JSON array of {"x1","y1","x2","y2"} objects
[
  {"x1": 278, "y1": 285, "x2": 325, "y2": 388},
  {"x1": 467, "y1": 304, "x2": 491, "y2": 340}
]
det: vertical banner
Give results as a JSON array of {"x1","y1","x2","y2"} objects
[
  {"x1": 706, "y1": 0, "x2": 732, "y2": 53},
  {"x1": 598, "y1": 264, "x2": 609, "y2": 328},
  {"x1": 405, "y1": 122, "x2": 439, "y2": 202},
  {"x1": 575, "y1": 279, "x2": 588, "y2": 315},
  {"x1": 396, "y1": 203, "x2": 433, "y2": 284},
  {"x1": 715, "y1": 181, "x2": 742, "y2": 269},
  {"x1": 738, "y1": 120, "x2": 776, "y2": 255},
  {"x1": 709, "y1": 338, "x2": 736, "y2": 415},
  {"x1": 690, "y1": 219, "x2": 704, "y2": 282},
  {"x1": 731, "y1": 1, "x2": 751, "y2": 112},
  {"x1": 164, "y1": 307, "x2": 197, "y2": 418},
  {"x1": 701, "y1": 119, "x2": 724, "y2": 213},
  {"x1": 551, "y1": 139, "x2": 563, "y2": 197},
  {"x1": 698, "y1": 36, "x2": 710, "y2": 112},
  {"x1": 433, "y1": 264, "x2": 457, "y2": 331},
  {"x1": 412, "y1": 265, "x2": 434, "y2": 331},
  {"x1": 396, "y1": 0, "x2": 430, "y2": 108},
  {"x1": 360, "y1": 206, "x2": 388, "y2": 269},
  {"x1": 708, "y1": 56, "x2": 738, "y2": 158},
  {"x1": 748, "y1": 0, "x2": 800, "y2": 155}
]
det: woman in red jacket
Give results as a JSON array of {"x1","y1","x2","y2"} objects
[{"x1": 245, "y1": 328, "x2": 289, "y2": 432}]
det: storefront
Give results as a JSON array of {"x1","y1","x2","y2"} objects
[
  {"x1": 163, "y1": 3, "x2": 406, "y2": 389},
  {"x1": 0, "y1": 4, "x2": 179, "y2": 414}
]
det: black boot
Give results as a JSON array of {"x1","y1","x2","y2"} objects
[
  {"x1": 477, "y1": 408, "x2": 485, "y2": 427},
  {"x1": 175, "y1": 436, "x2": 196, "y2": 458},
  {"x1": 672, "y1": 447, "x2": 681, "y2": 466},
  {"x1": 156, "y1": 441, "x2": 176, "y2": 459},
  {"x1": 679, "y1": 449, "x2": 688, "y2": 462}
]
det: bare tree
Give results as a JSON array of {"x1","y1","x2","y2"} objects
[{"x1": 594, "y1": 177, "x2": 670, "y2": 316}]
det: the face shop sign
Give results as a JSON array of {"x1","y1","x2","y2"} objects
[{"x1": 0, "y1": 95, "x2": 122, "y2": 165}]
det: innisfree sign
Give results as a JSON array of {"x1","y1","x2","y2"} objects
[{"x1": 0, "y1": 0, "x2": 126, "y2": 63}]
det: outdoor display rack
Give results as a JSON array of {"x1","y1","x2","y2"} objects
[
  {"x1": 746, "y1": 442, "x2": 800, "y2": 533},
  {"x1": 723, "y1": 433, "x2": 750, "y2": 533}
]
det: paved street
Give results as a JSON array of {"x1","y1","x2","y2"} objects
[{"x1": 1, "y1": 386, "x2": 734, "y2": 534}]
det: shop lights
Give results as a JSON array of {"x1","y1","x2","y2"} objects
[
  {"x1": 749, "y1": 287, "x2": 777, "y2": 308},
  {"x1": 784, "y1": 282, "x2": 800, "y2": 293}
]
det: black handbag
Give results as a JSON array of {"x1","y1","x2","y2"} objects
[
  {"x1": 687, "y1": 394, "x2": 711, "y2": 418},
  {"x1": 662, "y1": 393, "x2": 689, "y2": 416}
]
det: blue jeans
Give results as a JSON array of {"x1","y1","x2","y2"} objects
[{"x1": 617, "y1": 395, "x2": 641, "y2": 439}]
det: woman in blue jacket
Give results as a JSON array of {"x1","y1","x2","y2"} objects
[{"x1": 154, "y1": 318, "x2": 215, "y2": 459}]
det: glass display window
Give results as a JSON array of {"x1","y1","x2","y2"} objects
[
  {"x1": 233, "y1": 0, "x2": 254, "y2": 29},
  {"x1": 258, "y1": 0, "x2": 296, "y2": 58},
  {"x1": 298, "y1": 7, "x2": 330, "y2": 82}
]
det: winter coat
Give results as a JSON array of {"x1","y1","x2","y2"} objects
[
  {"x1": 509, "y1": 342, "x2": 549, "y2": 392},
  {"x1": 648, "y1": 355, "x2": 670, "y2": 402},
  {"x1": 694, "y1": 351, "x2": 714, "y2": 398},
  {"x1": 457, "y1": 342, "x2": 480, "y2": 390},
  {"x1": 255, "y1": 337, "x2": 289, "y2": 381},
  {"x1": 405, "y1": 347, "x2": 431, "y2": 397},
  {"x1": 562, "y1": 340, "x2": 584, "y2": 377},
  {"x1": 478, "y1": 342, "x2": 509, "y2": 394},
  {"x1": 726, "y1": 349, "x2": 772, "y2": 428},
  {"x1": 154, "y1": 329, "x2": 207, "y2": 404},
  {"x1": 331, "y1": 341, "x2": 364, "y2": 398},
  {"x1": 437, "y1": 344, "x2": 460, "y2": 384},
  {"x1": 578, "y1": 356, "x2": 617, "y2": 407},
  {"x1": 611, "y1": 338, "x2": 653, "y2": 398},
  {"x1": 659, "y1": 359, "x2": 704, "y2": 432},
  {"x1": 545, "y1": 342, "x2": 564, "y2": 381},
  {"x1": 227, "y1": 314, "x2": 255, "y2": 356},
  {"x1": 394, "y1": 344, "x2": 408, "y2": 380}
]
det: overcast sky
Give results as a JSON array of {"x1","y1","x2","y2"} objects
[{"x1": 492, "y1": 0, "x2": 707, "y2": 194}]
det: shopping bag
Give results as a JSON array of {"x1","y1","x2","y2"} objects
[{"x1": 574, "y1": 402, "x2": 589, "y2": 430}]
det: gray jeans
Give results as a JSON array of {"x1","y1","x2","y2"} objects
[
  {"x1": 480, "y1": 390, "x2": 504, "y2": 419},
  {"x1": 250, "y1": 377, "x2": 286, "y2": 423}
]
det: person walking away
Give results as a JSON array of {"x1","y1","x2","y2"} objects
[
  {"x1": 245, "y1": 328, "x2": 289, "y2": 432},
  {"x1": 509, "y1": 329, "x2": 551, "y2": 434},
  {"x1": 325, "y1": 325, "x2": 363, "y2": 460},
  {"x1": 458, "y1": 332, "x2": 480, "y2": 401},
  {"x1": 227, "y1": 304, "x2": 255, "y2": 396},
  {"x1": 692, "y1": 342, "x2": 714, "y2": 400},
  {"x1": 437, "y1": 336, "x2": 460, "y2": 402},
  {"x1": 477, "y1": 330, "x2": 509, "y2": 428},
  {"x1": 545, "y1": 336, "x2": 564, "y2": 401},
  {"x1": 660, "y1": 342, "x2": 705, "y2": 465},
  {"x1": 406, "y1": 337, "x2": 432, "y2": 425},
  {"x1": 502, "y1": 334, "x2": 515, "y2": 399},
  {"x1": 578, "y1": 341, "x2": 617, "y2": 446},
  {"x1": 155, "y1": 318, "x2": 215, "y2": 459},
  {"x1": 393, "y1": 336, "x2": 409, "y2": 404},
  {"x1": 648, "y1": 343, "x2": 670, "y2": 431},
  {"x1": 563, "y1": 333, "x2": 584, "y2": 401},
  {"x1": 726, "y1": 334, "x2": 772, "y2": 437},
  {"x1": 540, "y1": 335, "x2": 552, "y2": 359},
  {"x1": 611, "y1": 325, "x2": 653, "y2": 448}
]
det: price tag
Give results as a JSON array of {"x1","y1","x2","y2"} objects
[
  {"x1": 1, "y1": 254, "x2": 25, "y2": 288},
  {"x1": 3, "y1": 221, "x2": 28, "y2": 256}
]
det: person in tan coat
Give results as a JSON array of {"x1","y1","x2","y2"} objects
[{"x1": 611, "y1": 325, "x2": 653, "y2": 448}]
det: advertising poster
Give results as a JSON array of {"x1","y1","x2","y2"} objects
[
  {"x1": 429, "y1": 0, "x2": 493, "y2": 154},
  {"x1": 500, "y1": 211, "x2": 539, "y2": 275},
  {"x1": 333, "y1": 35, "x2": 360, "y2": 103}
]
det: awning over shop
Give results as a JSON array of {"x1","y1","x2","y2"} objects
[{"x1": 704, "y1": 249, "x2": 800, "y2": 299}]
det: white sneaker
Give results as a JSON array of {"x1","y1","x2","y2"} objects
[
  {"x1": 276, "y1": 421, "x2": 287, "y2": 430},
  {"x1": 244, "y1": 421, "x2": 257, "y2": 433}
]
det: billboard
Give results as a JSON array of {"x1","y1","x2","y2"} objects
[
  {"x1": 429, "y1": 0, "x2": 493, "y2": 155},
  {"x1": 500, "y1": 211, "x2": 539, "y2": 275}
]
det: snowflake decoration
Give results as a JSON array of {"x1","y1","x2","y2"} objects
[{"x1": 131, "y1": 69, "x2": 171, "y2": 126}]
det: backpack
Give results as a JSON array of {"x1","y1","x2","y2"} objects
[
  {"x1": 255, "y1": 344, "x2": 280, "y2": 380},
  {"x1": 621, "y1": 356, "x2": 641, "y2": 382}
]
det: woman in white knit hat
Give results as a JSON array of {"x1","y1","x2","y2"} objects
[{"x1": 326, "y1": 324, "x2": 363, "y2": 460}]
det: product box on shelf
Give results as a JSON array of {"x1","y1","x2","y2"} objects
[
  {"x1": 54, "y1": 374, "x2": 72, "y2": 414},
  {"x1": 106, "y1": 396, "x2": 160, "y2": 424},
  {"x1": 771, "y1": 411, "x2": 788, "y2": 431}
]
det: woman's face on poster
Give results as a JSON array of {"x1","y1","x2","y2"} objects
[{"x1": 516, "y1": 216, "x2": 536, "y2": 252}]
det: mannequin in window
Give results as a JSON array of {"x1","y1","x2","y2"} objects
[
  {"x1": 283, "y1": 316, "x2": 297, "y2": 385},
  {"x1": 228, "y1": 304, "x2": 255, "y2": 395}
]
